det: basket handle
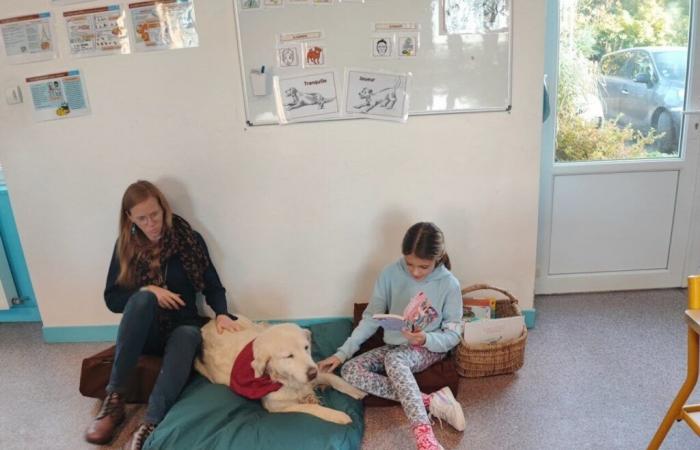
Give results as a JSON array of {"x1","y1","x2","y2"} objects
[{"x1": 461, "y1": 283, "x2": 518, "y2": 304}]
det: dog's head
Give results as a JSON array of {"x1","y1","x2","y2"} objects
[
  {"x1": 285, "y1": 87, "x2": 298, "y2": 97},
  {"x1": 358, "y1": 87, "x2": 372, "y2": 99},
  {"x1": 251, "y1": 323, "x2": 318, "y2": 386}
]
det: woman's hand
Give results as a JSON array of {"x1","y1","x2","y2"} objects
[
  {"x1": 318, "y1": 355, "x2": 342, "y2": 373},
  {"x1": 144, "y1": 285, "x2": 185, "y2": 310},
  {"x1": 215, "y1": 314, "x2": 244, "y2": 334},
  {"x1": 402, "y1": 329, "x2": 427, "y2": 346}
]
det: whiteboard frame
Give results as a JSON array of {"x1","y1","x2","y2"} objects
[{"x1": 233, "y1": 1, "x2": 514, "y2": 127}]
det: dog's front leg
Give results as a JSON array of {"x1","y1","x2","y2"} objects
[
  {"x1": 315, "y1": 372, "x2": 367, "y2": 400},
  {"x1": 268, "y1": 403, "x2": 353, "y2": 425}
]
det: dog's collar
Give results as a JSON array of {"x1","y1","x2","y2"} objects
[{"x1": 229, "y1": 339, "x2": 283, "y2": 400}]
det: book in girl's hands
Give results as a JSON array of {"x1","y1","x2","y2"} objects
[{"x1": 372, "y1": 291, "x2": 439, "y2": 332}]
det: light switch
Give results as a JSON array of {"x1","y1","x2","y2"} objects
[{"x1": 5, "y1": 86, "x2": 23, "y2": 105}]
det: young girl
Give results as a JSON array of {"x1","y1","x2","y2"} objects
[{"x1": 318, "y1": 222, "x2": 464, "y2": 450}]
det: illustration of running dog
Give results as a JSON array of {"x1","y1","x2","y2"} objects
[
  {"x1": 284, "y1": 87, "x2": 335, "y2": 110},
  {"x1": 353, "y1": 79, "x2": 400, "y2": 113}
]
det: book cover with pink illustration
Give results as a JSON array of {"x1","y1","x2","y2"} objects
[{"x1": 372, "y1": 292, "x2": 439, "y2": 331}]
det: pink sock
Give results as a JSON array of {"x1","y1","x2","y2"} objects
[
  {"x1": 421, "y1": 392, "x2": 431, "y2": 408},
  {"x1": 412, "y1": 423, "x2": 440, "y2": 450}
]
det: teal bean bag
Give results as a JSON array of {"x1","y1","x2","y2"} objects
[{"x1": 144, "y1": 319, "x2": 364, "y2": 450}]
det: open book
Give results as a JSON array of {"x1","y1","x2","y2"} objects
[{"x1": 372, "y1": 291, "x2": 439, "y2": 332}]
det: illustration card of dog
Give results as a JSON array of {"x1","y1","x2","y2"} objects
[
  {"x1": 195, "y1": 317, "x2": 366, "y2": 425},
  {"x1": 274, "y1": 71, "x2": 339, "y2": 123},
  {"x1": 344, "y1": 69, "x2": 411, "y2": 121}
]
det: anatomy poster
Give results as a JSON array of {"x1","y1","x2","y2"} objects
[
  {"x1": 128, "y1": 0, "x2": 199, "y2": 51},
  {"x1": 0, "y1": 12, "x2": 57, "y2": 64},
  {"x1": 442, "y1": 0, "x2": 510, "y2": 34},
  {"x1": 274, "y1": 71, "x2": 339, "y2": 123},
  {"x1": 26, "y1": 70, "x2": 91, "y2": 122},
  {"x1": 63, "y1": 5, "x2": 130, "y2": 57},
  {"x1": 344, "y1": 69, "x2": 410, "y2": 122}
]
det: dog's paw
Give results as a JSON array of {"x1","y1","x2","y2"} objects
[
  {"x1": 326, "y1": 410, "x2": 352, "y2": 425},
  {"x1": 347, "y1": 387, "x2": 367, "y2": 400}
]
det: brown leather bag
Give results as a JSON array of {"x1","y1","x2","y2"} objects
[{"x1": 79, "y1": 346, "x2": 163, "y2": 403}]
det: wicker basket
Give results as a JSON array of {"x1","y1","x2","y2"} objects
[{"x1": 455, "y1": 283, "x2": 527, "y2": 378}]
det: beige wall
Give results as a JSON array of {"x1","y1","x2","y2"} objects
[{"x1": 0, "y1": 1, "x2": 545, "y2": 327}]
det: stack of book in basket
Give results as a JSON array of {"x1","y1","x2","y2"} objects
[{"x1": 455, "y1": 284, "x2": 527, "y2": 378}]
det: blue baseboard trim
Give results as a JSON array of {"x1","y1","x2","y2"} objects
[
  {"x1": 523, "y1": 308, "x2": 537, "y2": 329},
  {"x1": 41, "y1": 317, "x2": 355, "y2": 343},
  {"x1": 42, "y1": 312, "x2": 535, "y2": 343},
  {"x1": 0, "y1": 306, "x2": 41, "y2": 322},
  {"x1": 43, "y1": 325, "x2": 118, "y2": 343}
]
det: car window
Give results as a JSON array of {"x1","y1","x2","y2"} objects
[
  {"x1": 629, "y1": 51, "x2": 655, "y2": 81},
  {"x1": 601, "y1": 51, "x2": 633, "y2": 77},
  {"x1": 653, "y1": 51, "x2": 687, "y2": 81}
]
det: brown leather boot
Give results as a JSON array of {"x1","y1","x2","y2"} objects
[
  {"x1": 123, "y1": 422, "x2": 156, "y2": 450},
  {"x1": 84, "y1": 391, "x2": 125, "y2": 444}
]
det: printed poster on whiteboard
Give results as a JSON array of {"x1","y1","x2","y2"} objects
[
  {"x1": 26, "y1": 70, "x2": 91, "y2": 122},
  {"x1": 64, "y1": 5, "x2": 130, "y2": 57},
  {"x1": 441, "y1": 0, "x2": 510, "y2": 35},
  {"x1": 128, "y1": 0, "x2": 199, "y2": 52},
  {"x1": 0, "y1": 12, "x2": 57, "y2": 64},
  {"x1": 344, "y1": 69, "x2": 411, "y2": 122},
  {"x1": 273, "y1": 71, "x2": 339, "y2": 124}
]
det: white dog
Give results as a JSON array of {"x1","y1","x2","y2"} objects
[{"x1": 195, "y1": 316, "x2": 366, "y2": 424}]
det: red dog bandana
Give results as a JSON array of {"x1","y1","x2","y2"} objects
[{"x1": 229, "y1": 339, "x2": 283, "y2": 399}]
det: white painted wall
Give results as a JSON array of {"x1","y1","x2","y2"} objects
[{"x1": 0, "y1": 0, "x2": 545, "y2": 328}]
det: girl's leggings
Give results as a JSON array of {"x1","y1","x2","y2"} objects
[{"x1": 340, "y1": 344, "x2": 445, "y2": 425}]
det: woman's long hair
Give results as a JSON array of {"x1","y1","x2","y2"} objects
[
  {"x1": 116, "y1": 180, "x2": 173, "y2": 287},
  {"x1": 401, "y1": 222, "x2": 451, "y2": 270}
]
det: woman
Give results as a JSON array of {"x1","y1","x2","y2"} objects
[{"x1": 85, "y1": 180, "x2": 241, "y2": 450}]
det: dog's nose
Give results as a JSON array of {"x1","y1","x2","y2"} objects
[{"x1": 307, "y1": 367, "x2": 318, "y2": 381}]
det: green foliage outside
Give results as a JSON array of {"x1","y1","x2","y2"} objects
[{"x1": 556, "y1": 0, "x2": 689, "y2": 162}]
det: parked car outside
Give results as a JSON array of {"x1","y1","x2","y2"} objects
[{"x1": 599, "y1": 47, "x2": 687, "y2": 153}]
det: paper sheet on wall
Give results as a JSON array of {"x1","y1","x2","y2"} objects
[
  {"x1": 128, "y1": 0, "x2": 199, "y2": 52},
  {"x1": 0, "y1": 12, "x2": 57, "y2": 64},
  {"x1": 26, "y1": 70, "x2": 91, "y2": 122},
  {"x1": 64, "y1": 5, "x2": 130, "y2": 57}
]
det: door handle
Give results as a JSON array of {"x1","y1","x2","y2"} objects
[{"x1": 621, "y1": 89, "x2": 629, "y2": 95}]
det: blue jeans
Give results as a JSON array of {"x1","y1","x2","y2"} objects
[{"x1": 106, "y1": 291, "x2": 202, "y2": 424}]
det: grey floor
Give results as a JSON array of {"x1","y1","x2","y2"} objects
[{"x1": 1, "y1": 289, "x2": 699, "y2": 449}]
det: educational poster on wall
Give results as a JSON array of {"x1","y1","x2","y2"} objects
[
  {"x1": 128, "y1": 0, "x2": 199, "y2": 52},
  {"x1": 273, "y1": 71, "x2": 339, "y2": 123},
  {"x1": 0, "y1": 12, "x2": 57, "y2": 64},
  {"x1": 441, "y1": 0, "x2": 510, "y2": 35},
  {"x1": 344, "y1": 69, "x2": 411, "y2": 122},
  {"x1": 26, "y1": 70, "x2": 91, "y2": 122},
  {"x1": 64, "y1": 5, "x2": 130, "y2": 57}
]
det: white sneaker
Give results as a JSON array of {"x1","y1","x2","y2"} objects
[{"x1": 428, "y1": 386, "x2": 466, "y2": 432}]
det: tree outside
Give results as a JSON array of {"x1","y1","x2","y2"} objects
[{"x1": 556, "y1": 0, "x2": 690, "y2": 162}]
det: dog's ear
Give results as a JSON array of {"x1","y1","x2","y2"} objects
[
  {"x1": 304, "y1": 328, "x2": 312, "y2": 344},
  {"x1": 251, "y1": 353, "x2": 269, "y2": 378}
]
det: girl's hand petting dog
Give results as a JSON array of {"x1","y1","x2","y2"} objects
[
  {"x1": 145, "y1": 285, "x2": 185, "y2": 310},
  {"x1": 401, "y1": 329, "x2": 427, "y2": 346},
  {"x1": 318, "y1": 355, "x2": 342, "y2": 373},
  {"x1": 215, "y1": 314, "x2": 244, "y2": 334}
]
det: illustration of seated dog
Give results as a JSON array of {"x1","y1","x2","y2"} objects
[
  {"x1": 195, "y1": 316, "x2": 366, "y2": 424},
  {"x1": 354, "y1": 84, "x2": 398, "y2": 113},
  {"x1": 284, "y1": 87, "x2": 335, "y2": 110}
]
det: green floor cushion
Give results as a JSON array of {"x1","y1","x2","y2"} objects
[{"x1": 144, "y1": 319, "x2": 364, "y2": 450}]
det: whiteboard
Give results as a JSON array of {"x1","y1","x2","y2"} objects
[{"x1": 234, "y1": 0, "x2": 512, "y2": 125}]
